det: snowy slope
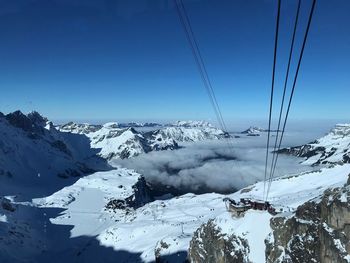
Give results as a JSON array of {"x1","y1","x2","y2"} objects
[
  {"x1": 0, "y1": 111, "x2": 108, "y2": 199},
  {"x1": 278, "y1": 123, "x2": 350, "y2": 165},
  {"x1": 34, "y1": 167, "x2": 152, "y2": 209},
  {"x1": 23, "y1": 163, "x2": 350, "y2": 262}
]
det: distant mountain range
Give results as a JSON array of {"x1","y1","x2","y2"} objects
[
  {"x1": 58, "y1": 120, "x2": 230, "y2": 160},
  {"x1": 278, "y1": 124, "x2": 350, "y2": 165},
  {"x1": 0, "y1": 111, "x2": 230, "y2": 197}
]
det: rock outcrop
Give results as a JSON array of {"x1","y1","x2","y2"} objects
[
  {"x1": 266, "y1": 177, "x2": 350, "y2": 263},
  {"x1": 105, "y1": 175, "x2": 153, "y2": 210},
  {"x1": 188, "y1": 220, "x2": 250, "y2": 263},
  {"x1": 5, "y1": 110, "x2": 47, "y2": 136}
]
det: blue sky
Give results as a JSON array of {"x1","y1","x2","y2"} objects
[{"x1": 0, "y1": 0, "x2": 349, "y2": 123}]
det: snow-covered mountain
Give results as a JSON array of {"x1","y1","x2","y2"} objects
[
  {"x1": 118, "y1": 122, "x2": 162, "y2": 128},
  {"x1": 59, "y1": 122, "x2": 102, "y2": 134},
  {"x1": 88, "y1": 124, "x2": 153, "y2": 159},
  {"x1": 58, "y1": 120, "x2": 229, "y2": 160},
  {"x1": 0, "y1": 111, "x2": 108, "y2": 198},
  {"x1": 59, "y1": 122, "x2": 162, "y2": 132},
  {"x1": 59, "y1": 122, "x2": 178, "y2": 160},
  {"x1": 1, "y1": 117, "x2": 350, "y2": 262},
  {"x1": 146, "y1": 126, "x2": 229, "y2": 143},
  {"x1": 278, "y1": 123, "x2": 350, "y2": 165},
  {"x1": 169, "y1": 120, "x2": 215, "y2": 128},
  {"x1": 241, "y1": 126, "x2": 266, "y2": 136},
  {"x1": 155, "y1": 120, "x2": 229, "y2": 142}
]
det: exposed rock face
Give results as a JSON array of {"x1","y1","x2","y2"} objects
[
  {"x1": 278, "y1": 124, "x2": 350, "y2": 165},
  {"x1": 144, "y1": 129, "x2": 179, "y2": 151},
  {"x1": 105, "y1": 176, "x2": 153, "y2": 210},
  {"x1": 266, "y1": 181, "x2": 350, "y2": 263},
  {"x1": 188, "y1": 220, "x2": 250, "y2": 263},
  {"x1": 154, "y1": 239, "x2": 188, "y2": 263},
  {"x1": 277, "y1": 144, "x2": 331, "y2": 165},
  {"x1": 5, "y1": 110, "x2": 47, "y2": 136},
  {"x1": 50, "y1": 140, "x2": 72, "y2": 156},
  {"x1": 1, "y1": 197, "x2": 16, "y2": 212}
]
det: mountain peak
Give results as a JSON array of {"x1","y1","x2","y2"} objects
[
  {"x1": 102, "y1": 122, "x2": 119, "y2": 129},
  {"x1": 171, "y1": 120, "x2": 214, "y2": 128},
  {"x1": 5, "y1": 110, "x2": 47, "y2": 133},
  {"x1": 241, "y1": 126, "x2": 266, "y2": 134},
  {"x1": 330, "y1": 124, "x2": 350, "y2": 137}
]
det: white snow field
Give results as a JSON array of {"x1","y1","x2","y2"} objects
[{"x1": 25, "y1": 164, "x2": 349, "y2": 263}]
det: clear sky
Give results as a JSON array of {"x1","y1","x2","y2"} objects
[{"x1": 0, "y1": 0, "x2": 349, "y2": 123}]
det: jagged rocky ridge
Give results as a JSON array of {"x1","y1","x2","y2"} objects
[
  {"x1": 278, "y1": 124, "x2": 350, "y2": 165},
  {"x1": 266, "y1": 174, "x2": 350, "y2": 263}
]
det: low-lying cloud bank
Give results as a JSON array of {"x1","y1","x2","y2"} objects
[{"x1": 112, "y1": 134, "x2": 315, "y2": 195}]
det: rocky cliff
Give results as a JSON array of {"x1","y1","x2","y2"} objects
[
  {"x1": 266, "y1": 174, "x2": 350, "y2": 263},
  {"x1": 188, "y1": 220, "x2": 250, "y2": 263}
]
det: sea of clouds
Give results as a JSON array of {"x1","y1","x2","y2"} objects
[{"x1": 113, "y1": 130, "x2": 321, "y2": 195}]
